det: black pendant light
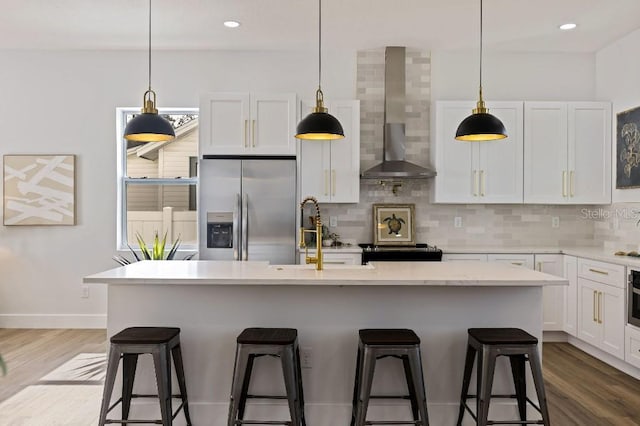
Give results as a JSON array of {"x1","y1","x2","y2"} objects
[
  {"x1": 295, "y1": 0, "x2": 344, "y2": 140},
  {"x1": 455, "y1": 0, "x2": 507, "y2": 142},
  {"x1": 124, "y1": 0, "x2": 175, "y2": 142}
]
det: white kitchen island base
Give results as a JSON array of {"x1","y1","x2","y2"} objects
[{"x1": 85, "y1": 260, "x2": 565, "y2": 425}]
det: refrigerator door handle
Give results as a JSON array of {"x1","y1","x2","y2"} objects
[
  {"x1": 242, "y1": 193, "x2": 249, "y2": 260},
  {"x1": 233, "y1": 193, "x2": 241, "y2": 260}
]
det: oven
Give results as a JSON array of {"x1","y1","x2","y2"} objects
[
  {"x1": 359, "y1": 244, "x2": 443, "y2": 264},
  {"x1": 629, "y1": 269, "x2": 640, "y2": 328}
]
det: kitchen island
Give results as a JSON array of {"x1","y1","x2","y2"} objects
[{"x1": 84, "y1": 260, "x2": 567, "y2": 425}]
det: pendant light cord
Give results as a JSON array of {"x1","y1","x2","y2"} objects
[
  {"x1": 318, "y1": 0, "x2": 322, "y2": 89},
  {"x1": 479, "y1": 0, "x2": 483, "y2": 98},
  {"x1": 148, "y1": 0, "x2": 152, "y2": 92}
]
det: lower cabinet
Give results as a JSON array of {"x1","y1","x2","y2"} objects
[
  {"x1": 577, "y1": 277, "x2": 625, "y2": 359},
  {"x1": 299, "y1": 251, "x2": 362, "y2": 265},
  {"x1": 534, "y1": 254, "x2": 564, "y2": 331},
  {"x1": 442, "y1": 253, "x2": 488, "y2": 262},
  {"x1": 562, "y1": 256, "x2": 578, "y2": 336},
  {"x1": 626, "y1": 325, "x2": 640, "y2": 369}
]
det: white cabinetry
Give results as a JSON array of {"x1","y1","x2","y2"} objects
[
  {"x1": 534, "y1": 254, "x2": 564, "y2": 331},
  {"x1": 524, "y1": 102, "x2": 611, "y2": 204},
  {"x1": 442, "y1": 253, "x2": 488, "y2": 262},
  {"x1": 577, "y1": 259, "x2": 625, "y2": 359},
  {"x1": 563, "y1": 256, "x2": 578, "y2": 336},
  {"x1": 299, "y1": 100, "x2": 360, "y2": 203},
  {"x1": 433, "y1": 101, "x2": 524, "y2": 203},
  {"x1": 488, "y1": 254, "x2": 534, "y2": 269},
  {"x1": 625, "y1": 325, "x2": 640, "y2": 369},
  {"x1": 298, "y1": 250, "x2": 361, "y2": 265},
  {"x1": 200, "y1": 92, "x2": 297, "y2": 156}
]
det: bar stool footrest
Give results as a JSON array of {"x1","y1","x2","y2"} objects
[
  {"x1": 370, "y1": 394, "x2": 412, "y2": 400},
  {"x1": 245, "y1": 394, "x2": 289, "y2": 400},
  {"x1": 234, "y1": 421, "x2": 292, "y2": 425},
  {"x1": 364, "y1": 421, "x2": 425, "y2": 425}
]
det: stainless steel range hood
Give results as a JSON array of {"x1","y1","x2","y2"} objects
[{"x1": 361, "y1": 46, "x2": 437, "y2": 180}]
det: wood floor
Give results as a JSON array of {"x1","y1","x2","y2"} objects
[{"x1": 1, "y1": 330, "x2": 640, "y2": 425}]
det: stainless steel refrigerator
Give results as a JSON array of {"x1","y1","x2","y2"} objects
[{"x1": 199, "y1": 156, "x2": 297, "y2": 264}]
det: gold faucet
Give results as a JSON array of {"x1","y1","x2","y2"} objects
[{"x1": 299, "y1": 196, "x2": 323, "y2": 270}]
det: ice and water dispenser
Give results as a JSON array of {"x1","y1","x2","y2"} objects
[{"x1": 206, "y1": 212, "x2": 233, "y2": 248}]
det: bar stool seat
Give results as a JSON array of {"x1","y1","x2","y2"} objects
[
  {"x1": 456, "y1": 327, "x2": 550, "y2": 426},
  {"x1": 227, "y1": 327, "x2": 306, "y2": 426},
  {"x1": 351, "y1": 328, "x2": 429, "y2": 426},
  {"x1": 98, "y1": 327, "x2": 192, "y2": 426}
]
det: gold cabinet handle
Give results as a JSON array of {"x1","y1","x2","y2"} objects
[
  {"x1": 589, "y1": 268, "x2": 609, "y2": 275},
  {"x1": 244, "y1": 120, "x2": 248, "y2": 148},
  {"x1": 537, "y1": 262, "x2": 542, "y2": 272},
  {"x1": 251, "y1": 120, "x2": 256, "y2": 147},
  {"x1": 562, "y1": 171, "x2": 567, "y2": 197},
  {"x1": 570, "y1": 170, "x2": 575, "y2": 197},
  {"x1": 473, "y1": 170, "x2": 478, "y2": 196},
  {"x1": 480, "y1": 170, "x2": 485, "y2": 196},
  {"x1": 511, "y1": 262, "x2": 523, "y2": 266},
  {"x1": 324, "y1": 170, "x2": 329, "y2": 196},
  {"x1": 593, "y1": 290, "x2": 597, "y2": 322},
  {"x1": 598, "y1": 291, "x2": 603, "y2": 324},
  {"x1": 331, "y1": 169, "x2": 336, "y2": 196}
]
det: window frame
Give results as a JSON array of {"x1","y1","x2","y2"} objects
[{"x1": 116, "y1": 107, "x2": 199, "y2": 251}]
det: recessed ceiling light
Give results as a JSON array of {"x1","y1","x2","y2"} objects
[
  {"x1": 559, "y1": 23, "x2": 577, "y2": 31},
  {"x1": 224, "y1": 20, "x2": 241, "y2": 28}
]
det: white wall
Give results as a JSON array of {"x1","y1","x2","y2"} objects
[
  {"x1": 432, "y1": 50, "x2": 596, "y2": 101},
  {"x1": 0, "y1": 48, "x2": 356, "y2": 328},
  {"x1": 596, "y1": 28, "x2": 640, "y2": 203}
]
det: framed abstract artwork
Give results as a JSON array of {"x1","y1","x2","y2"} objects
[
  {"x1": 3, "y1": 155, "x2": 76, "y2": 225},
  {"x1": 372, "y1": 203, "x2": 415, "y2": 246},
  {"x1": 616, "y1": 106, "x2": 640, "y2": 189}
]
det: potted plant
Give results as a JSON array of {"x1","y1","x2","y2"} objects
[{"x1": 113, "y1": 231, "x2": 195, "y2": 265}]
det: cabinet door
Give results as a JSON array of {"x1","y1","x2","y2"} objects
[
  {"x1": 568, "y1": 102, "x2": 612, "y2": 204},
  {"x1": 200, "y1": 93, "x2": 250, "y2": 155},
  {"x1": 563, "y1": 255, "x2": 578, "y2": 336},
  {"x1": 299, "y1": 138, "x2": 331, "y2": 203},
  {"x1": 599, "y1": 283, "x2": 625, "y2": 359},
  {"x1": 577, "y1": 277, "x2": 602, "y2": 347},
  {"x1": 524, "y1": 102, "x2": 568, "y2": 203},
  {"x1": 534, "y1": 254, "x2": 564, "y2": 331},
  {"x1": 250, "y1": 93, "x2": 296, "y2": 155},
  {"x1": 478, "y1": 102, "x2": 524, "y2": 203},
  {"x1": 433, "y1": 101, "x2": 477, "y2": 203},
  {"x1": 329, "y1": 101, "x2": 360, "y2": 203}
]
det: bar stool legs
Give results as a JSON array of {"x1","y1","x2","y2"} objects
[
  {"x1": 456, "y1": 328, "x2": 550, "y2": 426},
  {"x1": 227, "y1": 328, "x2": 306, "y2": 426},
  {"x1": 98, "y1": 327, "x2": 192, "y2": 426},
  {"x1": 351, "y1": 329, "x2": 429, "y2": 426}
]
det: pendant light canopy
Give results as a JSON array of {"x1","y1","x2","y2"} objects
[
  {"x1": 124, "y1": 0, "x2": 175, "y2": 143},
  {"x1": 455, "y1": 0, "x2": 507, "y2": 142},
  {"x1": 295, "y1": 0, "x2": 344, "y2": 140}
]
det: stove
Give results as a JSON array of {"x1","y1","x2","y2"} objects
[{"x1": 358, "y1": 243, "x2": 443, "y2": 264}]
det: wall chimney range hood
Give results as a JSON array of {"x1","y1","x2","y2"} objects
[{"x1": 361, "y1": 46, "x2": 436, "y2": 180}]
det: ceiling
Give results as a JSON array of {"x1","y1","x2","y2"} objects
[{"x1": 1, "y1": 0, "x2": 639, "y2": 52}]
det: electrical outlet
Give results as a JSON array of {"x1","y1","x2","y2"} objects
[
  {"x1": 81, "y1": 285, "x2": 90, "y2": 299},
  {"x1": 300, "y1": 347, "x2": 312, "y2": 368},
  {"x1": 551, "y1": 217, "x2": 560, "y2": 228},
  {"x1": 330, "y1": 216, "x2": 338, "y2": 227},
  {"x1": 454, "y1": 217, "x2": 463, "y2": 228}
]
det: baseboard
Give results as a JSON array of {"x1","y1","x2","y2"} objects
[
  {"x1": 543, "y1": 330, "x2": 569, "y2": 342},
  {"x1": 568, "y1": 336, "x2": 640, "y2": 380},
  {"x1": 0, "y1": 314, "x2": 106, "y2": 329}
]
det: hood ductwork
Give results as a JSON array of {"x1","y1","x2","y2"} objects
[{"x1": 361, "y1": 46, "x2": 437, "y2": 180}]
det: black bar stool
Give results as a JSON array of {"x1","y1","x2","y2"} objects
[
  {"x1": 227, "y1": 327, "x2": 306, "y2": 426},
  {"x1": 351, "y1": 328, "x2": 430, "y2": 426},
  {"x1": 98, "y1": 327, "x2": 192, "y2": 426},
  {"x1": 456, "y1": 328, "x2": 551, "y2": 426}
]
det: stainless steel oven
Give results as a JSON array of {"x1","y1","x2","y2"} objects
[{"x1": 629, "y1": 269, "x2": 640, "y2": 328}]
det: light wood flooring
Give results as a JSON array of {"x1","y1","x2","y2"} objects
[{"x1": 1, "y1": 330, "x2": 640, "y2": 425}]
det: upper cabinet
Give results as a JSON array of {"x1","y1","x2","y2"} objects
[
  {"x1": 199, "y1": 92, "x2": 297, "y2": 156},
  {"x1": 524, "y1": 102, "x2": 611, "y2": 204},
  {"x1": 299, "y1": 100, "x2": 360, "y2": 203},
  {"x1": 433, "y1": 101, "x2": 524, "y2": 203}
]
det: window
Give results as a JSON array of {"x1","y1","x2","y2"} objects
[{"x1": 116, "y1": 108, "x2": 199, "y2": 250}]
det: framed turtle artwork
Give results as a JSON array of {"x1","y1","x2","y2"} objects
[{"x1": 372, "y1": 203, "x2": 415, "y2": 246}]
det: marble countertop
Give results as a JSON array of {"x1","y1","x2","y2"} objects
[{"x1": 84, "y1": 260, "x2": 566, "y2": 287}]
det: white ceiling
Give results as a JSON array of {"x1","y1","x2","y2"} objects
[{"x1": 1, "y1": 0, "x2": 639, "y2": 52}]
